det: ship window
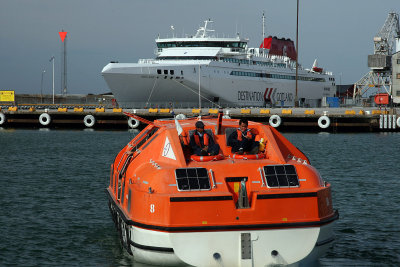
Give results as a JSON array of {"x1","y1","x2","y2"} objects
[
  {"x1": 181, "y1": 70, "x2": 183, "y2": 75},
  {"x1": 175, "y1": 168, "x2": 210, "y2": 191},
  {"x1": 164, "y1": 70, "x2": 168, "y2": 75},
  {"x1": 263, "y1": 165, "x2": 299, "y2": 188},
  {"x1": 170, "y1": 70, "x2": 174, "y2": 75},
  {"x1": 157, "y1": 69, "x2": 161, "y2": 74}
]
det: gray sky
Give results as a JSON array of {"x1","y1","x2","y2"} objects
[{"x1": 0, "y1": 0, "x2": 399, "y2": 95}]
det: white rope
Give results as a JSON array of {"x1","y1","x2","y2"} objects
[
  {"x1": 172, "y1": 79, "x2": 222, "y2": 108},
  {"x1": 145, "y1": 79, "x2": 158, "y2": 107}
]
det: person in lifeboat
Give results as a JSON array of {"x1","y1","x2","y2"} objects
[
  {"x1": 189, "y1": 121, "x2": 220, "y2": 156},
  {"x1": 228, "y1": 118, "x2": 259, "y2": 154}
]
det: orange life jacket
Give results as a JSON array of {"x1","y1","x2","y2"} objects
[
  {"x1": 180, "y1": 131, "x2": 189, "y2": 146},
  {"x1": 237, "y1": 129, "x2": 253, "y2": 141},
  {"x1": 194, "y1": 133, "x2": 209, "y2": 147}
]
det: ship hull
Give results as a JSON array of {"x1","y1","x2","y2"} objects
[
  {"x1": 108, "y1": 195, "x2": 338, "y2": 267},
  {"x1": 102, "y1": 61, "x2": 335, "y2": 108}
]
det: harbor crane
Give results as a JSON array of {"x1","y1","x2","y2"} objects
[{"x1": 353, "y1": 12, "x2": 400, "y2": 103}]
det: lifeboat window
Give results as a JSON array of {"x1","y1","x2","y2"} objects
[
  {"x1": 132, "y1": 127, "x2": 159, "y2": 152},
  {"x1": 170, "y1": 70, "x2": 174, "y2": 75},
  {"x1": 157, "y1": 69, "x2": 161, "y2": 74},
  {"x1": 175, "y1": 168, "x2": 210, "y2": 191},
  {"x1": 140, "y1": 128, "x2": 160, "y2": 150},
  {"x1": 263, "y1": 164, "x2": 299, "y2": 188},
  {"x1": 127, "y1": 189, "x2": 131, "y2": 212},
  {"x1": 164, "y1": 70, "x2": 168, "y2": 75}
]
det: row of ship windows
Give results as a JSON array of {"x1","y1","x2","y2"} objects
[
  {"x1": 157, "y1": 69, "x2": 184, "y2": 75},
  {"x1": 221, "y1": 57, "x2": 287, "y2": 68},
  {"x1": 156, "y1": 56, "x2": 288, "y2": 69},
  {"x1": 157, "y1": 41, "x2": 247, "y2": 48},
  {"x1": 230, "y1": 71, "x2": 326, "y2": 82},
  {"x1": 156, "y1": 68, "x2": 330, "y2": 83}
]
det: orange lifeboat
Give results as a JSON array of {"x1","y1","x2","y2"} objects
[{"x1": 106, "y1": 112, "x2": 338, "y2": 266}]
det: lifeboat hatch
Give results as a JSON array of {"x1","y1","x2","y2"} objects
[{"x1": 226, "y1": 177, "x2": 250, "y2": 209}]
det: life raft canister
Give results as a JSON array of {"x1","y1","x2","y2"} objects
[
  {"x1": 190, "y1": 154, "x2": 224, "y2": 162},
  {"x1": 39, "y1": 113, "x2": 51, "y2": 126},
  {"x1": 232, "y1": 153, "x2": 265, "y2": 160}
]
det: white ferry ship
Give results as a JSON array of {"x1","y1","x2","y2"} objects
[{"x1": 102, "y1": 19, "x2": 336, "y2": 108}]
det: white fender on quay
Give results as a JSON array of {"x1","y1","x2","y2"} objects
[
  {"x1": 269, "y1": 115, "x2": 281, "y2": 128},
  {"x1": 39, "y1": 113, "x2": 51, "y2": 126},
  {"x1": 318, "y1": 115, "x2": 330, "y2": 129},
  {"x1": 84, "y1": 115, "x2": 96, "y2": 127},
  {"x1": 128, "y1": 117, "x2": 140, "y2": 129},
  {"x1": 0, "y1": 112, "x2": 6, "y2": 125}
]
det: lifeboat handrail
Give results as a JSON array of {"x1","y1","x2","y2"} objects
[
  {"x1": 119, "y1": 153, "x2": 133, "y2": 177},
  {"x1": 116, "y1": 152, "x2": 133, "y2": 183},
  {"x1": 258, "y1": 167, "x2": 266, "y2": 187},
  {"x1": 208, "y1": 169, "x2": 217, "y2": 188}
]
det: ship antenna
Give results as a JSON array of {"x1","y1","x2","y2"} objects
[
  {"x1": 198, "y1": 63, "x2": 201, "y2": 119},
  {"x1": 262, "y1": 11, "x2": 266, "y2": 55}
]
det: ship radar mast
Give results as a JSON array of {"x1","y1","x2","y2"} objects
[
  {"x1": 195, "y1": 19, "x2": 215, "y2": 38},
  {"x1": 261, "y1": 11, "x2": 266, "y2": 54}
]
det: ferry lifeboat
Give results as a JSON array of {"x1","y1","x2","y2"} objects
[{"x1": 106, "y1": 112, "x2": 338, "y2": 266}]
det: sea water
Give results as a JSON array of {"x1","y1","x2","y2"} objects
[{"x1": 0, "y1": 129, "x2": 399, "y2": 266}]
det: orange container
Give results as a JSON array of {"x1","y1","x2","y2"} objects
[{"x1": 374, "y1": 93, "x2": 389, "y2": 105}]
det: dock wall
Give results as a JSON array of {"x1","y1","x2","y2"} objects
[{"x1": 0, "y1": 105, "x2": 399, "y2": 132}]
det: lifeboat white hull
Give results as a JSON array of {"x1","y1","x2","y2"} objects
[{"x1": 123, "y1": 222, "x2": 335, "y2": 267}]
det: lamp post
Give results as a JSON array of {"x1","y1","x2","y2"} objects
[
  {"x1": 41, "y1": 70, "x2": 46, "y2": 103},
  {"x1": 49, "y1": 56, "x2": 55, "y2": 104}
]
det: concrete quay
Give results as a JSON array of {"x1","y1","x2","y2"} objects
[{"x1": 0, "y1": 105, "x2": 399, "y2": 132}]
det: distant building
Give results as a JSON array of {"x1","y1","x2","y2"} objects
[
  {"x1": 392, "y1": 51, "x2": 400, "y2": 104},
  {"x1": 336, "y1": 84, "x2": 354, "y2": 98}
]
